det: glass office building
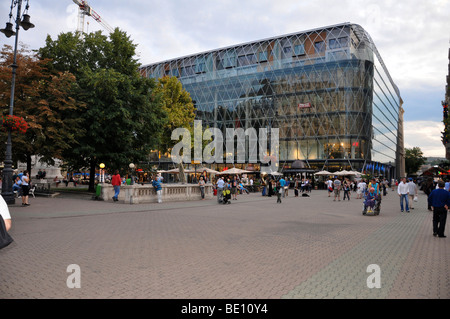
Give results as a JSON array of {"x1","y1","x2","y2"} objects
[{"x1": 141, "y1": 23, "x2": 403, "y2": 178}]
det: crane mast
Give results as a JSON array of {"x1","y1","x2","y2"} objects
[{"x1": 72, "y1": 0, "x2": 113, "y2": 34}]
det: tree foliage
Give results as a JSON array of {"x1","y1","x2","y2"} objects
[
  {"x1": 38, "y1": 29, "x2": 167, "y2": 190},
  {"x1": 0, "y1": 44, "x2": 83, "y2": 174},
  {"x1": 405, "y1": 147, "x2": 427, "y2": 176},
  {"x1": 153, "y1": 76, "x2": 196, "y2": 154}
]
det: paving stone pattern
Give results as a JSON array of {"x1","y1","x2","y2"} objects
[{"x1": 0, "y1": 189, "x2": 448, "y2": 299}]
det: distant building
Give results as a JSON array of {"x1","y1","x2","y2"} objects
[{"x1": 141, "y1": 23, "x2": 403, "y2": 178}]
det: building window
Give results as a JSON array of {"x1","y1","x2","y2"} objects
[
  {"x1": 293, "y1": 44, "x2": 305, "y2": 56},
  {"x1": 223, "y1": 51, "x2": 236, "y2": 69},
  {"x1": 283, "y1": 46, "x2": 292, "y2": 56},
  {"x1": 195, "y1": 57, "x2": 206, "y2": 73},
  {"x1": 181, "y1": 65, "x2": 195, "y2": 77},
  {"x1": 238, "y1": 53, "x2": 257, "y2": 67},
  {"x1": 170, "y1": 68, "x2": 180, "y2": 77},
  {"x1": 259, "y1": 51, "x2": 268, "y2": 62},
  {"x1": 314, "y1": 41, "x2": 326, "y2": 53},
  {"x1": 329, "y1": 37, "x2": 349, "y2": 50}
]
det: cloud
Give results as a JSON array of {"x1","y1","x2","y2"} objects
[{"x1": 404, "y1": 120, "x2": 446, "y2": 157}]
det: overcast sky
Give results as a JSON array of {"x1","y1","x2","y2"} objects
[{"x1": 1, "y1": 0, "x2": 449, "y2": 158}]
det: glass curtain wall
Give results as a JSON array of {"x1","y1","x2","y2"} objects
[{"x1": 140, "y1": 23, "x2": 402, "y2": 173}]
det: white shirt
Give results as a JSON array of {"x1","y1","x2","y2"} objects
[
  {"x1": 407, "y1": 182, "x2": 417, "y2": 195},
  {"x1": 0, "y1": 195, "x2": 11, "y2": 220},
  {"x1": 397, "y1": 182, "x2": 409, "y2": 195},
  {"x1": 217, "y1": 178, "x2": 225, "y2": 188}
]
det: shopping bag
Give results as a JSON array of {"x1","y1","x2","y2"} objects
[
  {"x1": 0, "y1": 216, "x2": 13, "y2": 250},
  {"x1": 413, "y1": 195, "x2": 418, "y2": 202}
]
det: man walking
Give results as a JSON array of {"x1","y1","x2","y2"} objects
[
  {"x1": 279, "y1": 176, "x2": 286, "y2": 198},
  {"x1": 326, "y1": 178, "x2": 333, "y2": 197},
  {"x1": 333, "y1": 177, "x2": 341, "y2": 201},
  {"x1": 152, "y1": 175, "x2": 163, "y2": 203},
  {"x1": 111, "y1": 170, "x2": 121, "y2": 202},
  {"x1": 216, "y1": 177, "x2": 225, "y2": 202},
  {"x1": 428, "y1": 180, "x2": 449, "y2": 238},
  {"x1": 397, "y1": 177, "x2": 410, "y2": 213},
  {"x1": 407, "y1": 178, "x2": 418, "y2": 210}
]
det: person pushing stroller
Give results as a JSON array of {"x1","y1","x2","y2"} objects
[{"x1": 363, "y1": 187, "x2": 379, "y2": 215}]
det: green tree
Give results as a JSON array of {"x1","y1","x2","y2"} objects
[
  {"x1": 0, "y1": 44, "x2": 83, "y2": 174},
  {"x1": 39, "y1": 29, "x2": 166, "y2": 191},
  {"x1": 153, "y1": 76, "x2": 196, "y2": 153},
  {"x1": 152, "y1": 76, "x2": 195, "y2": 183},
  {"x1": 405, "y1": 147, "x2": 427, "y2": 176}
]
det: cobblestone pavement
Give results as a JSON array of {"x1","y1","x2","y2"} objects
[{"x1": 0, "y1": 188, "x2": 448, "y2": 299}]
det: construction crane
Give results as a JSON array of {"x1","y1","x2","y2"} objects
[{"x1": 72, "y1": 0, "x2": 114, "y2": 34}]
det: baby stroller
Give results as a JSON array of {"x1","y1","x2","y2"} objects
[
  {"x1": 221, "y1": 188, "x2": 231, "y2": 204},
  {"x1": 362, "y1": 189, "x2": 380, "y2": 216}
]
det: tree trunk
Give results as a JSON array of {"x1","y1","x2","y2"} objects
[
  {"x1": 89, "y1": 159, "x2": 96, "y2": 192},
  {"x1": 26, "y1": 154, "x2": 32, "y2": 178}
]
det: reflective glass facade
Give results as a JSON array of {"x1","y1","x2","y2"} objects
[{"x1": 141, "y1": 23, "x2": 402, "y2": 175}]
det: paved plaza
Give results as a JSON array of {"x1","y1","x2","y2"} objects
[{"x1": 0, "y1": 187, "x2": 449, "y2": 299}]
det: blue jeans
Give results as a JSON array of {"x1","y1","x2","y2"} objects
[
  {"x1": 400, "y1": 194, "x2": 409, "y2": 211},
  {"x1": 113, "y1": 185, "x2": 120, "y2": 199}
]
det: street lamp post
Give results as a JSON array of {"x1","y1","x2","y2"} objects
[
  {"x1": 129, "y1": 163, "x2": 135, "y2": 185},
  {"x1": 1, "y1": 0, "x2": 34, "y2": 205},
  {"x1": 99, "y1": 163, "x2": 105, "y2": 183}
]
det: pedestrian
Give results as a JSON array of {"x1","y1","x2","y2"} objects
[
  {"x1": 428, "y1": 181, "x2": 449, "y2": 238},
  {"x1": 0, "y1": 194, "x2": 12, "y2": 232},
  {"x1": 423, "y1": 177, "x2": 434, "y2": 211},
  {"x1": 268, "y1": 177, "x2": 273, "y2": 197},
  {"x1": 363, "y1": 187, "x2": 377, "y2": 213},
  {"x1": 199, "y1": 176, "x2": 206, "y2": 200},
  {"x1": 275, "y1": 181, "x2": 282, "y2": 203},
  {"x1": 326, "y1": 178, "x2": 333, "y2": 197},
  {"x1": 356, "y1": 179, "x2": 366, "y2": 199},
  {"x1": 343, "y1": 180, "x2": 350, "y2": 201},
  {"x1": 369, "y1": 178, "x2": 382, "y2": 212},
  {"x1": 0, "y1": 194, "x2": 13, "y2": 249},
  {"x1": 279, "y1": 176, "x2": 286, "y2": 198},
  {"x1": 21, "y1": 170, "x2": 31, "y2": 206},
  {"x1": 12, "y1": 176, "x2": 22, "y2": 197},
  {"x1": 231, "y1": 176, "x2": 238, "y2": 200},
  {"x1": 111, "y1": 170, "x2": 121, "y2": 202},
  {"x1": 407, "y1": 178, "x2": 418, "y2": 210},
  {"x1": 397, "y1": 177, "x2": 410, "y2": 213},
  {"x1": 152, "y1": 175, "x2": 163, "y2": 203},
  {"x1": 294, "y1": 176, "x2": 299, "y2": 197},
  {"x1": 333, "y1": 177, "x2": 341, "y2": 201},
  {"x1": 216, "y1": 177, "x2": 225, "y2": 202},
  {"x1": 445, "y1": 178, "x2": 450, "y2": 191}
]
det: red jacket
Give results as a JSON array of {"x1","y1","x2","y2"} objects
[{"x1": 111, "y1": 174, "x2": 121, "y2": 186}]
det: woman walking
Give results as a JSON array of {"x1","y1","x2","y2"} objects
[{"x1": 21, "y1": 170, "x2": 31, "y2": 206}]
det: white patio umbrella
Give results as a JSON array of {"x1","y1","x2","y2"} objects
[
  {"x1": 269, "y1": 171, "x2": 283, "y2": 176},
  {"x1": 218, "y1": 167, "x2": 252, "y2": 174},
  {"x1": 315, "y1": 170, "x2": 332, "y2": 175},
  {"x1": 196, "y1": 167, "x2": 220, "y2": 174},
  {"x1": 166, "y1": 168, "x2": 195, "y2": 173}
]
